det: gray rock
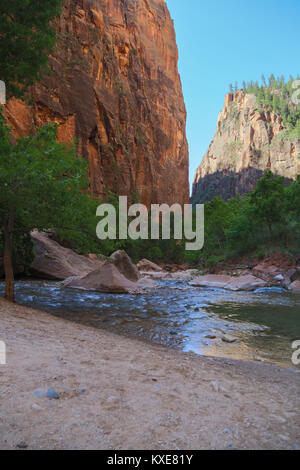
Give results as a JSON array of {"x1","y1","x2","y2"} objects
[
  {"x1": 222, "y1": 335, "x2": 238, "y2": 344},
  {"x1": 16, "y1": 442, "x2": 28, "y2": 449},
  {"x1": 137, "y1": 259, "x2": 163, "y2": 272},
  {"x1": 67, "y1": 262, "x2": 140, "y2": 294},
  {"x1": 289, "y1": 281, "x2": 300, "y2": 293},
  {"x1": 137, "y1": 277, "x2": 159, "y2": 289},
  {"x1": 110, "y1": 250, "x2": 140, "y2": 282},
  {"x1": 34, "y1": 388, "x2": 60, "y2": 400},
  {"x1": 253, "y1": 356, "x2": 265, "y2": 362},
  {"x1": 291, "y1": 269, "x2": 300, "y2": 282},
  {"x1": 282, "y1": 269, "x2": 297, "y2": 288},
  {"x1": 189, "y1": 274, "x2": 266, "y2": 291},
  {"x1": 32, "y1": 403, "x2": 43, "y2": 411}
]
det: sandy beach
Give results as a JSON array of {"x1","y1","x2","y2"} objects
[{"x1": 0, "y1": 298, "x2": 299, "y2": 450}]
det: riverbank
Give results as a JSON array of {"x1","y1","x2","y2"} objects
[{"x1": 0, "y1": 298, "x2": 299, "y2": 450}]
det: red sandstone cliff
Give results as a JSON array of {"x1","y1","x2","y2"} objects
[{"x1": 5, "y1": 0, "x2": 189, "y2": 206}]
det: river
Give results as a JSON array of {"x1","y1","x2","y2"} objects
[{"x1": 1, "y1": 279, "x2": 299, "y2": 368}]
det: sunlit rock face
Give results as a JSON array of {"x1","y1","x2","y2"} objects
[
  {"x1": 192, "y1": 90, "x2": 300, "y2": 203},
  {"x1": 5, "y1": 0, "x2": 189, "y2": 207}
]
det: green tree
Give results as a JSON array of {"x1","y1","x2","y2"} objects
[
  {"x1": 0, "y1": 0, "x2": 62, "y2": 99},
  {"x1": 250, "y1": 171, "x2": 285, "y2": 235},
  {"x1": 0, "y1": 117, "x2": 99, "y2": 301},
  {"x1": 226, "y1": 198, "x2": 257, "y2": 254},
  {"x1": 244, "y1": 74, "x2": 300, "y2": 130}
]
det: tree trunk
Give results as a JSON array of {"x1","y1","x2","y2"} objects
[{"x1": 3, "y1": 207, "x2": 15, "y2": 302}]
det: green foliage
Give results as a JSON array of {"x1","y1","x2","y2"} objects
[
  {"x1": 250, "y1": 171, "x2": 285, "y2": 233},
  {"x1": 0, "y1": 231, "x2": 34, "y2": 275},
  {"x1": 205, "y1": 254, "x2": 226, "y2": 270},
  {"x1": 242, "y1": 75, "x2": 300, "y2": 130},
  {"x1": 185, "y1": 172, "x2": 300, "y2": 269},
  {"x1": 0, "y1": 0, "x2": 63, "y2": 99},
  {"x1": 0, "y1": 112, "x2": 101, "y2": 272},
  {"x1": 54, "y1": 189, "x2": 185, "y2": 264}
]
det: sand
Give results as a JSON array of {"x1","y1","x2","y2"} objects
[{"x1": 0, "y1": 298, "x2": 299, "y2": 450}]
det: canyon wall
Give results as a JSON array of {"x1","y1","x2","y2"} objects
[
  {"x1": 5, "y1": 0, "x2": 189, "y2": 206},
  {"x1": 192, "y1": 90, "x2": 300, "y2": 203}
]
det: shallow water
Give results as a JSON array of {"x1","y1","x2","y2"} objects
[{"x1": 1, "y1": 279, "x2": 300, "y2": 368}]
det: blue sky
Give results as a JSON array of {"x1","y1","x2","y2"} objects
[{"x1": 165, "y1": 0, "x2": 300, "y2": 190}]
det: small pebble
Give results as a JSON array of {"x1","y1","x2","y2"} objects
[
  {"x1": 16, "y1": 442, "x2": 28, "y2": 449},
  {"x1": 34, "y1": 388, "x2": 60, "y2": 400},
  {"x1": 32, "y1": 403, "x2": 43, "y2": 411}
]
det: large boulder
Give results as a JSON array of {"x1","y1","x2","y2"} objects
[
  {"x1": 189, "y1": 274, "x2": 266, "y2": 291},
  {"x1": 110, "y1": 250, "x2": 140, "y2": 282},
  {"x1": 137, "y1": 259, "x2": 163, "y2": 273},
  {"x1": 30, "y1": 231, "x2": 104, "y2": 280},
  {"x1": 67, "y1": 261, "x2": 139, "y2": 294},
  {"x1": 226, "y1": 275, "x2": 267, "y2": 291}
]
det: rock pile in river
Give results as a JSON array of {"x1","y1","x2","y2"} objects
[
  {"x1": 29, "y1": 233, "x2": 159, "y2": 293},
  {"x1": 24, "y1": 232, "x2": 300, "y2": 295}
]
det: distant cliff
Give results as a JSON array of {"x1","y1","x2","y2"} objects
[
  {"x1": 192, "y1": 90, "x2": 300, "y2": 204},
  {"x1": 5, "y1": 0, "x2": 189, "y2": 207}
]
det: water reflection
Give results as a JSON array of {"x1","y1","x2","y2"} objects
[{"x1": 0, "y1": 279, "x2": 299, "y2": 368}]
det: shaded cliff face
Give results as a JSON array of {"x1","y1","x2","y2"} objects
[
  {"x1": 5, "y1": 0, "x2": 189, "y2": 207},
  {"x1": 192, "y1": 90, "x2": 300, "y2": 203}
]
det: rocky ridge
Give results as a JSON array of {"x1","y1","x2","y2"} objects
[{"x1": 192, "y1": 90, "x2": 300, "y2": 203}]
